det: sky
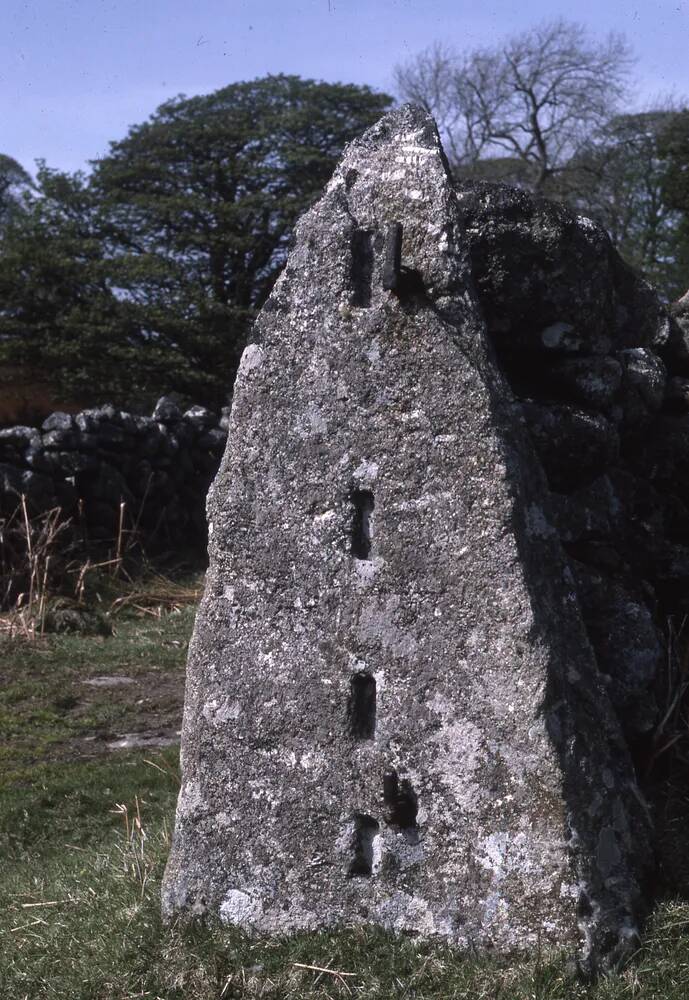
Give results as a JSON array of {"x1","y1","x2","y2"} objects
[{"x1": 3, "y1": 0, "x2": 689, "y2": 176}]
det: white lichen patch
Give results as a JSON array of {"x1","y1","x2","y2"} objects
[
  {"x1": 353, "y1": 459, "x2": 379, "y2": 484},
  {"x1": 237, "y1": 343, "x2": 265, "y2": 375},
  {"x1": 541, "y1": 321, "x2": 576, "y2": 349},
  {"x1": 295, "y1": 402, "x2": 327, "y2": 438},
  {"x1": 220, "y1": 889, "x2": 262, "y2": 926}
]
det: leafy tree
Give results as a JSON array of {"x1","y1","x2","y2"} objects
[
  {"x1": 92, "y1": 74, "x2": 391, "y2": 405},
  {"x1": 395, "y1": 20, "x2": 633, "y2": 194},
  {"x1": 0, "y1": 75, "x2": 391, "y2": 408},
  {"x1": 560, "y1": 110, "x2": 687, "y2": 300},
  {"x1": 0, "y1": 154, "x2": 33, "y2": 230},
  {"x1": 0, "y1": 164, "x2": 144, "y2": 404}
]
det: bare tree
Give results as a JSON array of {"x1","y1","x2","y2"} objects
[{"x1": 394, "y1": 20, "x2": 634, "y2": 193}]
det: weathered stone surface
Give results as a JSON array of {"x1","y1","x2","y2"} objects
[
  {"x1": 571, "y1": 563, "x2": 661, "y2": 735},
  {"x1": 548, "y1": 476, "x2": 620, "y2": 545},
  {"x1": 662, "y1": 292, "x2": 689, "y2": 374},
  {"x1": 75, "y1": 404, "x2": 118, "y2": 432},
  {"x1": 184, "y1": 405, "x2": 217, "y2": 429},
  {"x1": 456, "y1": 183, "x2": 671, "y2": 364},
  {"x1": 163, "y1": 107, "x2": 650, "y2": 972},
  {"x1": 0, "y1": 425, "x2": 41, "y2": 450},
  {"x1": 41, "y1": 411, "x2": 75, "y2": 433},
  {"x1": 616, "y1": 349, "x2": 666, "y2": 425}
]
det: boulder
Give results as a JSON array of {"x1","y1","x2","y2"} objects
[
  {"x1": 184, "y1": 405, "x2": 217, "y2": 430},
  {"x1": 616, "y1": 349, "x2": 666, "y2": 426},
  {"x1": 0, "y1": 426, "x2": 41, "y2": 450},
  {"x1": 544, "y1": 356, "x2": 623, "y2": 410},
  {"x1": 42, "y1": 411, "x2": 75, "y2": 433},
  {"x1": 163, "y1": 106, "x2": 650, "y2": 973},
  {"x1": 664, "y1": 376, "x2": 689, "y2": 415},
  {"x1": 456, "y1": 183, "x2": 616, "y2": 355}
]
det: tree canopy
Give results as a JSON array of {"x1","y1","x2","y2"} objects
[
  {"x1": 0, "y1": 75, "x2": 391, "y2": 408},
  {"x1": 1, "y1": 60, "x2": 687, "y2": 413},
  {"x1": 564, "y1": 110, "x2": 688, "y2": 300}
]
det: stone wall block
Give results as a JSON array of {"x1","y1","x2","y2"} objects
[
  {"x1": 41, "y1": 411, "x2": 76, "y2": 433},
  {"x1": 544, "y1": 356, "x2": 623, "y2": 410},
  {"x1": 0, "y1": 426, "x2": 41, "y2": 450},
  {"x1": 521, "y1": 402, "x2": 620, "y2": 492}
]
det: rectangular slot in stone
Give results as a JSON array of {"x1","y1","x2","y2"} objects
[
  {"x1": 348, "y1": 814, "x2": 379, "y2": 877},
  {"x1": 351, "y1": 488, "x2": 374, "y2": 559},
  {"x1": 350, "y1": 229, "x2": 374, "y2": 307},
  {"x1": 382, "y1": 221, "x2": 402, "y2": 292},
  {"x1": 348, "y1": 672, "x2": 376, "y2": 739},
  {"x1": 383, "y1": 769, "x2": 418, "y2": 830}
]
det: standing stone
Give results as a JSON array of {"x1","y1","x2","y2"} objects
[{"x1": 162, "y1": 107, "x2": 650, "y2": 973}]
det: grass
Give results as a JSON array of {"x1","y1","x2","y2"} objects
[{"x1": 3, "y1": 574, "x2": 689, "y2": 998}]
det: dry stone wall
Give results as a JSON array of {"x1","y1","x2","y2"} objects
[{"x1": 0, "y1": 397, "x2": 229, "y2": 546}]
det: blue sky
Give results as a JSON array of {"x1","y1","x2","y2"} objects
[{"x1": 3, "y1": 0, "x2": 689, "y2": 175}]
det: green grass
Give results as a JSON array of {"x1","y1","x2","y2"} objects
[
  {"x1": 3, "y1": 577, "x2": 689, "y2": 998},
  {"x1": 4, "y1": 799, "x2": 689, "y2": 1000},
  {"x1": 0, "y1": 602, "x2": 196, "y2": 774}
]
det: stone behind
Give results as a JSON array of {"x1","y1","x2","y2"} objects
[{"x1": 161, "y1": 106, "x2": 652, "y2": 974}]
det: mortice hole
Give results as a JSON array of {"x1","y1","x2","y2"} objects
[
  {"x1": 351, "y1": 488, "x2": 374, "y2": 560},
  {"x1": 348, "y1": 672, "x2": 376, "y2": 739},
  {"x1": 384, "y1": 769, "x2": 419, "y2": 842},
  {"x1": 350, "y1": 229, "x2": 374, "y2": 307},
  {"x1": 348, "y1": 813, "x2": 379, "y2": 877}
]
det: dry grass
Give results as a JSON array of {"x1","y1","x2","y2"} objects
[
  {"x1": 1, "y1": 494, "x2": 202, "y2": 641},
  {"x1": 110, "y1": 573, "x2": 203, "y2": 618},
  {"x1": 0, "y1": 497, "x2": 73, "y2": 639}
]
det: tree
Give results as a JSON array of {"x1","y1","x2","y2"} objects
[
  {"x1": 91, "y1": 74, "x2": 391, "y2": 405},
  {"x1": 658, "y1": 109, "x2": 689, "y2": 296},
  {"x1": 0, "y1": 154, "x2": 33, "y2": 230},
  {"x1": 395, "y1": 20, "x2": 633, "y2": 193},
  {"x1": 0, "y1": 75, "x2": 391, "y2": 408},
  {"x1": 0, "y1": 164, "x2": 143, "y2": 403},
  {"x1": 562, "y1": 110, "x2": 687, "y2": 300}
]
